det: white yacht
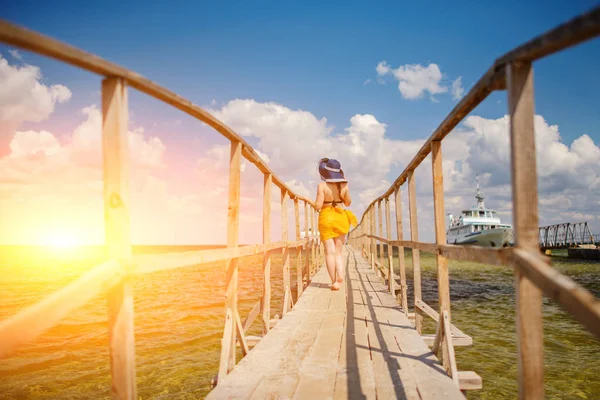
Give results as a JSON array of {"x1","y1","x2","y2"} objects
[{"x1": 446, "y1": 177, "x2": 513, "y2": 247}]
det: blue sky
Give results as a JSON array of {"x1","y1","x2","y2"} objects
[
  {"x1": 1, "y1": 1, "x2": 599, "y2": 244},
  {"x1": 3, "y1": 0, "x2": 599, "y2": 142}
]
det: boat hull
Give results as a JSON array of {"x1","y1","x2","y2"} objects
[{"x1": 447, "y1": 228, "x2": 513, "y2": 247}]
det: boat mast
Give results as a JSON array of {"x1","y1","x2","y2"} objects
[{"x1": 476, "y1": 174, "x2": 485, "y2": 210}]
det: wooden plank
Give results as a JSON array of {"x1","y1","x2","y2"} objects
[
  {"x1": 439, "y1": 245, "x2": 515, "y2": 267},
  {"x1": 421, "y1": 334, "x2": 472, "y2": 347},
  {"x1": 394, "y1": 186, "x2": 408, "y2": 314},
  {"x1": 0, "y1": 260, "x2": 120, "y2": 359},
  {"x1": 293, "y1": 312, "x2": 346, "y2": 399},
  {"x1": 102, "y1": 77, "x2": 137, "y2": 400},
  {"x1": 237, "y1": 335, "x2": 262, "y2": 349},
  {"x1": 495, "y1": 6, "x2": 600, "y2": 64},
  {"x1": 313, "y1": 208, "x2": 318, "y2": 274},
  {"x1": 281, "y1": 188, "x2": 291, "y2": 316},
  {"x1": 513, "y1": 248, "x2": 600, "y2": 338},
  {"x1": 295, "y1": 198, "x2": 303, "y2": 299},
  {"x1": 236, "y1": 311, "x2": 250, "y2": 357},
  {"x1": 415, "y1": 299, "x2": 469, "y2": 338},
  {"x1": 133, "y1": 239, "x2": 305, "y2": 275},
  {"x1": 333, "y1": 313, "x2": 350, "y2": 400},
  {"x1": 220, "y1": 139, "x2": 242, "y2": 376},
  {"x1": 217, "y1": 308, "x2": 234, "y2": 384},
  {"x1": 431, "y1": 140, "x2": 452, "y2": 373},
  {"x1": 458, "y1": 371, "x2": 483, "y2": 391},
  {"x1": 377, "y1": 200, "x2": 383, "y2": 267},
  {"x1": 407, "y1": 170, "x2": 423, "y2": 333},
  {"x1": 304, "y1": 201, "x2": 310, "y2": 281},
  {"x1": 208, "y1": 309, "x2": 322, "y2": 398},
  {"x1": 350, "y1": 247, "x2": 463, "y2": 400},
  {"x1": 360, "y1": 275, "x2": 412, "y2": 400},
  {"x1": 243, "y1": 300, "x2": 261, "y2": 333},
  {"x1": 370, "y1": 207, "x2": 376, "y2": 271},
  {"x1": 384, "y1": 197, "x2": 395, "y2": 294},
  {"x1": 249, "y1": 312, "x2": 326, "y2": 399},
  {"x1": 388, "y1": 315, "x2": 464, "y2": 399},
  {"x1": 508, "y1": 61, "x2": 544, "y2": 400},
  {"x1": 339, "y1": 257, "x2": 376, "y2": 400},
  {"x1": 262, "y1": 174, "x2": 272, "y2": 334},
  {"x1": 442, "y1": 311, "x2": 459, "y2": 385},
  {"x1": 310, "y1": 207, "x2": 315, "y2": 276}
]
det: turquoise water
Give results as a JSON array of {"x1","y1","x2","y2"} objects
[{"x1": 0, "y1": 246, "x2": 598, "y2": 399}]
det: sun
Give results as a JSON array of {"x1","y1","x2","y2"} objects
[{"x1": 45, "y1": 234, "x2": 79, "y2": 250}]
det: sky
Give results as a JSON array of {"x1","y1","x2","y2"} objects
[{"x1": 1, "y1": 0, "x2": 599, "y2": 245}]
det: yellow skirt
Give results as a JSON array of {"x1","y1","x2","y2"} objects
[{"x1": 318, "y1": 206, "x2": 358, "y2": 242}]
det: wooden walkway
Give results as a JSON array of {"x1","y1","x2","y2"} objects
[{"x1": 206, "y1": 246, "x2": 465, "y2": 399}]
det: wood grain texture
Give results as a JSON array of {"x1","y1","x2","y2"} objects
[
  {"x1": 102, "y1": 78, "x2": 137, "y2": 400},
  {"x1": 407, "y1": 170, "x2": 423, "y2": 333},
  {"x1": 508, "y1": 61, "x2": 544, "y2": 400}
]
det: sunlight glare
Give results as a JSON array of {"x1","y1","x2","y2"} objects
[{"x1": 45, "y1": 234, "x2": 79, "y2": 250}]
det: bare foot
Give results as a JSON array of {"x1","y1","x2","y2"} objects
[
  {"x1": 336, "y1": 276, "x2": 344, "y2": 284},
  {"x1": 331, "y1": 282, "x2": 340, "y2": 291}
]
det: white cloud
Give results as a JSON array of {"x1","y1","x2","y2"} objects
[
  {"x1": 8, "y1": 49, "x2": 23, "y2": 61},
  {"x1": 376, "y1": 61, "x2": 391, "y2": 76},
  {"x1": 0, "y1": 54, "x2": 71, "y2": 135},
  {"x1": 377, "y1": 62, "x2": 448, "y2": 100},
  {"x1": 210, "y1": 99, "x2": 423, "y2": 213},
  {"x1": 451, "y1": 77, "x2": 464, "y2": 100}
]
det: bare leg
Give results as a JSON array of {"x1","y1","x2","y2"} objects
[
  {"x1": 323, "y1": 238, "x2": 336, "y2": 285},
  {"x1": 331, "y1": 235, "x2": 346, "y2": 289}
]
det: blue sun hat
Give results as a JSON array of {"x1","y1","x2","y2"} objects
[{"x1": 318, "y1": 158, "x2": 347, "y2": 182}]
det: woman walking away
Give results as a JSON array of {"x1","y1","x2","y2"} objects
[{"x1": 315, "y1": 158, "x2": 358, "y2": 290}]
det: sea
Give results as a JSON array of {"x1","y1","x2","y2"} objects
[{"x1": 0, "y1": 245, "x2": 598, "y2": 399}]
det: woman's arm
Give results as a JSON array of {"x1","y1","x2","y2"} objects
[
  {"x1": 342, "y1": 183, "x2": 352, "y2": 207},
  {"x1": 315, "y1": 183, "x2": 325, "y2": 211}
]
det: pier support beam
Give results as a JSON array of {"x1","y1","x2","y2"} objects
[
  {"x1": 508, "y1": 61, "x2": 544, "y2": 400},
  {"x1": 102, "y1": 77, "x2": 137, "y2": 400}
]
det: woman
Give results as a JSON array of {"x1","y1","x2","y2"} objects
[{"x1": 315, "y1": 158, "x2": 358, "y2": 290}]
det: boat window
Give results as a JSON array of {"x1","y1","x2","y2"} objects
[
  {"x1": 492, "y1": 212, "x2": 498, "y2": 218},
  {"x1": 472, "y1": 211, "x2": 477, "y2": 217},
  {"x1": 479, "y1": 211, "x2": 485, "y2": 217}
]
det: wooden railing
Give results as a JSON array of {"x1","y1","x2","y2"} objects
[
  {"x1": 348, "y1": 6, "x2": 600, "y2": 399},
  {"x1": 0, "y1": 19, "x2": 323, "y2": 399}
]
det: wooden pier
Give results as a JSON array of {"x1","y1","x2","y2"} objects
[
  {"x1": 1, "y1": 6, "x2": 600, "y2": 400},
  {"x1": 207, "y1": 246, "x2": 476, "y2": 399}
]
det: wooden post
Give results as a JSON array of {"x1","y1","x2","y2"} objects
[
  {"x1": 408, "y1": 170, "x2": 423, "y2": 333},
  {"x1": 431, "y1": 140, "x2": 451, "y2": 372},
  {"x1": 508, "y1": 61, "x2": 544, "y2": 400},
  {"x1": 384, "y1": 197, "x2": 395, "y2": 293},
  {"x1": 394, "y1": 186, "x2": 408, "y2": 314},
  {"x1": 102, "y1": 77, "x2": 137, "y2": 400},
  {"x1": 304, "y1": 201, "x2": 309, "y2": 283},
  {"x1": 369, "y1": 205, "x2": 376, "y2": 272},
  {"x1": 218, "y1": 139, "x2": 242, "y2": 378},
  {"x1": 294, "y1": 198, "x2": 302, "y2": 300},
  {"x1": 377, "y1": 200, "x2": 383, "y2": 268},
  {"x1": 311, "y1": 207, "x2": 316, "y2": 274},
  {"x1": 261, "y1": 174, "x2": 272, "y2": 334},
  {"x1": 281, "y1": 188, "x2": 291, "y2": 315}
]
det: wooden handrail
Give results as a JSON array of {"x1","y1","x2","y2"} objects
[
  {"x1": 347, "y1": 7, "x2": 600, "y2": 398},
  {"x1": 353, "y1": 5, "x2": 600, "y2": 224},
  {"x1": 0, "y1": 19, "x2": 315, "y2": 208}
]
